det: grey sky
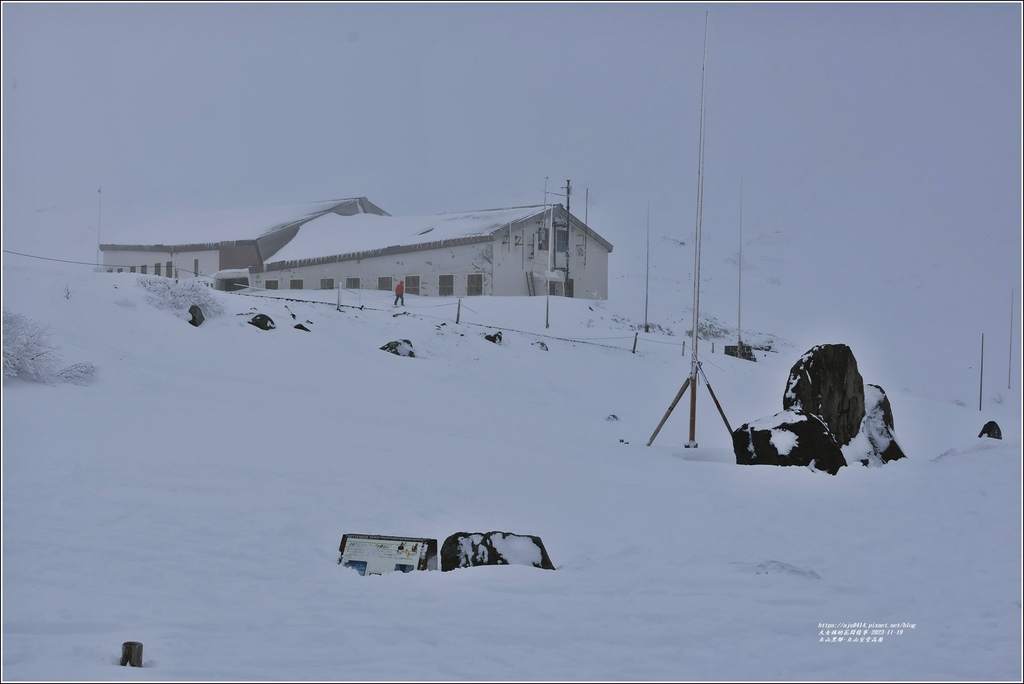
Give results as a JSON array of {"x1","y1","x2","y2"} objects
[{"x1": 2, "y1": 2, "x2": 1021, "y2": 324}]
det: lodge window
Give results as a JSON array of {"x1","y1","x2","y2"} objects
[
  {"x1": 154, "y1": 263, "x2": 161, "y2": 276},
  {"x1": 166, "y1": 261, "x2": 173, "y2": 277},
  {"x1": 265, "y1": 280, "x2": 279, "y2": 290},
  {"x1": 405, "y1": 275, "x2": 420, "y2": 296},
  {"x1": 345, "y1": 277, "x2": 360, "y2": 290},
  {"x1": 555, "y1": 229, "x2": 568, "y2": 253},
  {"x1": 438, "y1": 274, "x2": 454, "y2": 297},
  {"x1": 290, "y1": 279, "x2": 303, "y2": 289},
  {"x1": 467, "y1": 273, "x2": 483, "y2": 296},
  {"x1": 378, "y1": 276, "x2": 393, "y2": 291},
  {"x1": 320, "y1": 278, "x2": 335, "y2": 290},
  {"x1": 538, "y1": 228, "x2": 549, "y2": 251},
  {"x1": 130, "y1": 266, "x2": 136, "y2": 273},
  {"x1": 515, "y1": 235, "x2": 523, "y2": 247},
  {"x1": 140, "y1": 264, "x2": 147, "y2": 274}
]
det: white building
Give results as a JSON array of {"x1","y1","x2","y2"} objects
[{"x1": 100, "y1": 198, "x2": 613, "y2": 299}]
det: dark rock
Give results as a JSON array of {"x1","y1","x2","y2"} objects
[
  {"x1": 248, "y1": 313, "x2": 275, "y2": 330},
  {"x1": 979, "y1": 420, "x2": 1002, "y2": 440},
  {"x1": 732, "y1": 409, "x2": 847, "y2": 475},
  {"x1": 380, "y1": 339, "x2": 415, "y2": 357},
  {"x1": 440, "y1": 531, "x2": 555, "y2": 571},
  {"x1": 783, "y1": 344, "x2": 865, "y2": 446},
  {"x1": 294, "y1": 323, "x2": 311, "y2": 332},
  {"x1": 856, "y1": 384, "x2": 907, "y2": 465},
  {"x1": 484, "y1": 331, "x2": 503, "y2": 344},
  {"x1": 533, "y1": 340, "x2": 548, "y2": 351},
  {"x1": 188, "y1": 304, "x2": 205, "y2": 327}
]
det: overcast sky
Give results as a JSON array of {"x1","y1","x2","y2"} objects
[{"x1": 2, "y1": 3, "x2": 1021, "y2": 312}]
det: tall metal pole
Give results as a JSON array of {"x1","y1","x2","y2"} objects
[
  {"x1": 1010, "y1": 289, "x2": 1014, "y2": 390},
  {"x1": 564, "y1": 179, "x2": 571, "y2": 296},
  {"x1": 96, "y1": 187, "x2": 102, "y2": 269},
  {"x1": 544, "y1": 177, "x2": 550, "y2": 329},
  {"x1": 979, "y1": 333, "x2": 985, "y2": 411},
  {"x1": 737, "y1": 179, "x2": 743, "y2": 347},
  {"x1": 645, "y1": 200, "x2": 650, "y2": 333},
  {"x1": 687, "y1": 11, "x2": 709, "y2": 448}
]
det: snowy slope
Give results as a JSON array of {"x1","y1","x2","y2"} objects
[{"x1": 1, "y1": 245, "x2": 1021, "y2": 681}]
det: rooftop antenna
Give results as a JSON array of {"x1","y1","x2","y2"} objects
[{"x1": 647, "y1": 10, "x2": 732, "y2": 449}]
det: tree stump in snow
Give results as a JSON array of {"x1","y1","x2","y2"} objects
[{"x1": 120, "y1": 641, "x2": 143, "y2": 667}]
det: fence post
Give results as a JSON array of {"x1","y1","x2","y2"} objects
[
  {"x1": 456, "y1": 298, "x2": 462, "y2": 324},
  {"x1": 121, "y1": 641, "x2": 143, "y2": 667},
  {"x1": 632, "y1": 331, "x2": 638, "y2": 354}
]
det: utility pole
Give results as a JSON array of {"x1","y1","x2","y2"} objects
[
  {"x1": 1010, "y1": 289, "x2": 1015, "y2": 390},
  {"x1": 564, "y1": 179, "x2": 571, "y2": 296}
]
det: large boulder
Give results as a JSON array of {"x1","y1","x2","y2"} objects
[
  {"x1": 440, "y1": 531, "x2": 555, "y2": 571},
  {"x1": 979, "y1": 421, "x2": 1002, "y2": 440},
  {"x1": 850, "y1": 384, "x2": 907, "y2": 466},
  {"x1": 783, "y1": 344, "x2": 865, "y2": 446},
  {"x1": 732, "y1": 409, "x2": 848, "y2": 475}
]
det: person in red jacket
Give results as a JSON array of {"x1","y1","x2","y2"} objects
[{"x1": 394, "y1": 280, "x2": 405, "y2": 306}]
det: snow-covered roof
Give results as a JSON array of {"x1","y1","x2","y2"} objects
[
  {"x1": 102, "y1": 198, "x2": 384, "y2": 247},
  {"x1": 267, "y1": 205, "x2": 547, "y2": 267}
]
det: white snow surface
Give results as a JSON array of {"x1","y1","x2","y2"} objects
[{"x1": 2, "y1": 243, "x2": 1021, "y2": 681}]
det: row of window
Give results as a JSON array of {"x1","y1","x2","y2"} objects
[
  {"x1": 107, "y1": 260, "x2": 201, "y2": 277},
  {"x1": 263, "y1": 274, "x2": 484, "y2": 296}
]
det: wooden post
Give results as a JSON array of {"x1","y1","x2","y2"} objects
[
  {"x1": 121, "y1": 641, "x2": 143, "y2": 667},
  {"x1": 456, "y1": 298, "x2": 461, "y2": 324},
  {"x1": 632, "y1": 332, "x2": 638, "y2": 354}
]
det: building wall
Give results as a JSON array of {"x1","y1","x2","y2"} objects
[
  {"x1": 253, "y1": 242, "x2": 496, "y2": 298},
  {"x1": 254, "y1": 218, "x2": 610, "y2": 299},
  {"x1": 101, "y1": 247, "x2": 220, "y2": 280}
]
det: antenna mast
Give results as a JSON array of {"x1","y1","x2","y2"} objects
[
  {"x1": 738, "y1": 179, "x2": 743, "y2": 348},
  {"x1": 686, "y1": 11, "x2": 710, "y2": 448},
  {"x1": 645, "y1": 200, "x2": 651, "y2": 333}
]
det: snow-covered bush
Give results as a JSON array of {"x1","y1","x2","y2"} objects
[
  {"x1": 3, "y1": 309, "x2": 62, "y2": 382},
  {"x1": 137, "y1": 276, "x2": 225, "y2": 317},
  {"x1": 56, "y1": 362, "x2": 98, "y2": 386}
]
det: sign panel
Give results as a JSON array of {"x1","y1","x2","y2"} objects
[{"x1": 338, "y1": 534, "x2": 438, "y2": 576}]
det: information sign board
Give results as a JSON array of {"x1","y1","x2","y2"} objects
[{"x1": 338, "y1": 534, "x2": 438, "y2": 576}]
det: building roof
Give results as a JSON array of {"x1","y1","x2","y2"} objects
[
  {"x1": 266, "y1": 205, "x2": 547, "y2": 267},
  {"x1": 102, "y1": 197, "x2": 387, "y2": 249}
]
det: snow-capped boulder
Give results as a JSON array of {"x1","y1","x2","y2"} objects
[
  {"x1": 440, "y1": 531, "x2": 555, "y2": 571},
  {"x1": 380, "y1": 339, "x2": 415, "y2": 357},
  {"x1": 783, "y1": 343, "x2": 865, "y2": 446},
  {"x1": 732, "y1": 409, "x2": 848, "y2": 475},
  {"x1": 248, "y1": 313, "x2": 275, "y2": 330},
  {"x1": 844, "y1": 384, "x2": 907, "y2": 466}
]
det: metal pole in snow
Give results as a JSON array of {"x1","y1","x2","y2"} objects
[
  {"x1": 1010, "y1": 289, "x2": 1014, "y2": 390},
  {"x1": 979, "y1": 333, "x2": 985, "y2": 411},
  {"x1": 645, "y1": 200, "x2": 650, "y2": 333}
]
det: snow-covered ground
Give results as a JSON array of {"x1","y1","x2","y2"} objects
[{"x1": 2, "y1": 234, "x2": 1021, "y2": 680}]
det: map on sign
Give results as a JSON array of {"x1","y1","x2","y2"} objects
[{"x1": 338, "y1": 534, "x2": 438, "y2": 576}]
